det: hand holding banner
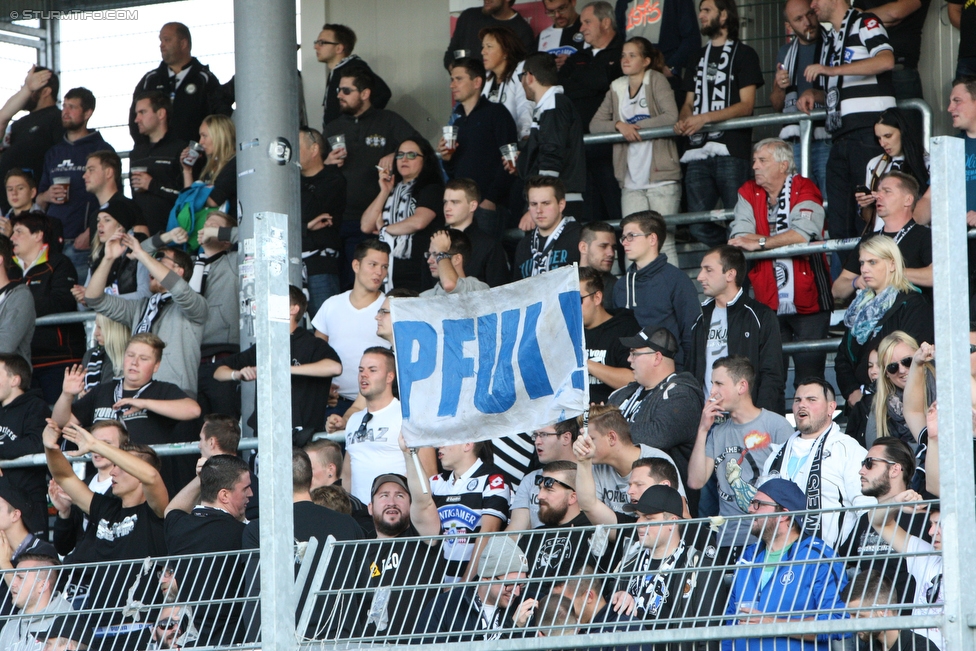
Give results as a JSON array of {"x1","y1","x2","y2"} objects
[{"x1": 391, "y1": 266, "x2": 588, "y2": 448}]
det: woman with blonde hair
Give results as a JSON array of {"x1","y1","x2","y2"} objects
[
  {"x1": 590, "y1": 36, "x2": 680, "y2": 261},
  {"x1": 836, "y1": 235, "x2": 933, "y2": 411},
  {"x1": 79, "y1": 314, "x2": 132, "y2": 393},
  {"x1": 178, "y1": 114, "x2": 238, "y2": 236},
  {"x1": 867, "y1": 331, "x2": 934, "y2": 448}
]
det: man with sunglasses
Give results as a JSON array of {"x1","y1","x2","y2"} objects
[
  {"x1": 579, "y1": 266, "x2": 640, "y2": 405},
  {"x1": 838, "y1": 436, "x2": 926, "y2": 612},
  {"x1": 725, "y1": 478, "x2": 848, "y2": 648},
  {"x1": 508, "y1": 419, "x2": 580, "y2": 532},
  {"x1": 761, "y1": 378, "x2": 872, "y2": 551},
  {"x1": 421, "y1": 229, "x2": 488, "y2": 297}
]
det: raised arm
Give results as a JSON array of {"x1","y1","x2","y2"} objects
[
  {"x1": 165, "y1": 459, "x2": 203, "y2": 516},
  {"x1": 0, "y1": 66, "x2": 51, "y2": 135},
  {"x1": 572, "y1": 431, "x2": 619, "y2": 526},
  {"x1": 688, "y1": 403, "x2": 719, "y2": 490},
  {"x1": 903, "y1": 343, "x2": 932, "y2": 438},
  {"x1": 51, "y1": 365, "x2": 85, "y2": 428},
  {"x1": 399, "y1": 435, "x2": 441, "y2": 536},
  {"x1": 870, "y1": 489, "x2": 925, "y2": 554},
  {"x1": 42, "y1": 420, "x2": 94, "y2": 514}
]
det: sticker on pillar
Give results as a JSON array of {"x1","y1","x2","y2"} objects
[
  {"x1": 269, "y1": 138, "x2": 292, "y2": 165},
  {"x1": 269, "y1": 293, "x2": 290, "y2": 323}
]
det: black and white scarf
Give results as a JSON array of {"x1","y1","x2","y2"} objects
[
  {"x1": 768, "y1": 424, "x2": 839, "y2": 539},
  {"x1": 135, "y1": 292, "x2": 172, "y2": 334},
  {"x1": 770, "y1": 175, "x2": 797, "y2": 315},
  {"x1": 823, "y1": 9, "x2": 856, "y2": 134},
  {"x1": 689, "y1": 40, "x2": 738, "y2": 147},
  {"x1": 189, "y1": 250, "x2": 227, "y2": 296},
  {"x1": 84, "y1": 347, "x2": 107, "y2": 392},
  {"x1": 529, "y1": 217, "x2": 574, "y2": 276},
  {"x1": 112, "y1": 379, "x2": 154, "y2": 420},
  {"x1": 382, "y1": 180, "x2": 418, "y2": 262},
  {"x1": 629, "y1": 539, "x2": 688, "y2": 618}
]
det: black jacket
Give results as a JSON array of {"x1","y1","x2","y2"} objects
[
  {"x1": 323, "y1": 107, "x2": 421, "y2": 223},
  {"x1": 301, "y1": 166, "x2": 346, "y2": 277},
  {"x1": 128, "y1": 131, "x2": 188, "y2": 235},
  {"x1": 558, "y1": 32, "x2": 625, "y2": 128},
  {"x1": 688, "y1": 291, "x2": 786, "y2": 414},
  {"x1": 443, "y1": 7, "x2": 536, "y2": 69},
  {"x1": 22, "y1": 250, "x2": 86, "y2": 366},
  {"x1": 835, "y1": 290, "x2": 934, "y2": 400},
  {"x1": 516, "y1": 91, "x2": 586, "y2": 194},
  {"x1": 443, "y1": 96, "x2": 518, "y2": 205},
  {"x1": 322, "y1": 56, "x2": 392, "y2": 129},
  {"x1": 129, "y1": 58, "x2": 232, "y2": 144},
  {"x1": 512, "y1": 219, "x2": 582, "y2": 281},
  {"x1": 0, "y1": 390, "x2": 50, "y2": 534}
]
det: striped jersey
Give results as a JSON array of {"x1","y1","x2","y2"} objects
[{"x1": 816, "y1": 9, "x2": 895, "y2": 137}]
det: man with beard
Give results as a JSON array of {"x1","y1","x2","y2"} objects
[
  {"x1": 579, "y1": 222, "x2": 619, "y2": 311},
  {"x1": 769, "y1": 0, "x2": 829, "y2": 198},
  {"x1": 128, "y1": 91, "x2": 186, "y2": 236},
  {"x1": 517, "y1": 461, "x2": 592, "y2": 588},
  {"x1": 334, "y1": 473, "x2": 445, "y2": 640},
  {"x1": 508, "y1": 419, "x2": 580, "y2": 532},
  {"x1": 444, "y1": 0, "x2": 535, "y2": 69},
  {"x1": 0, "y1": 66, "x2": 62, "y2": 215},
  {"x1": 724, "y1": 478, "x2": 848, "y2": 650},
  {"x1": 674, "y1": 0, "x2": 764, "y2": 247},
  {"x1": 761, "y1": 378, "x2": 872, "y2": 551},
  {"x1": 322, "y1": 70, "x2": 421, "y2": 287},
  {"x1": 839, "y1": 437, "x2": 927, "y2": 608}
]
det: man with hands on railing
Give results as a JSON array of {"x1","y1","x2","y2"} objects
[{"x1": 86, "y1": 230, "x2": 207, "y2": 399}]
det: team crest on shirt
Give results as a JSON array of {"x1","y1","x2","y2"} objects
[
  {"x1": 185, "y1": 83, "x2": 197, "y2": 95},
  {"x1": 573, "y1": 32, "x2": 584, "y2": 42},
  {"x1": 366, "y1": 135, "x2": 387, "y2": 147},
  {"x1": 466, "y1": 479, "x2": 478, "y2": 491},
  {"x1": 843, "y1": 48, "x2": 854, "y2": 63},
  {"x1": 780, "y1": 570, "x2": 795, "y2": 585}
]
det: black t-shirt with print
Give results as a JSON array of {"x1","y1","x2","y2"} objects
[
  {"x1": 682, "y1": 43, "x2": 765, "y2": 160},
  {"x1": 72, "y1": 379, "x2": 190, "y2": 445},
  {"x1": 586, "y1": 310, "x2": 641, "y2": 404}
]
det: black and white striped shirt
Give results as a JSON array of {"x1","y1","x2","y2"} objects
[{"x1": 816, "y1": 9, "x2": 895, "y2": 137}]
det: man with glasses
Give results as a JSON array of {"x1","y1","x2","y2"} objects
[
  {"x1": 421, "y1": 229, "x2": 488, "y2": 297},
  {"x1": 322, "y1": 70, "x2": 421, "y2": 288},
  {"x1": 579, "y1": 266, "x2": 640, "y2": 404},
  {"x1": 508, "y1": 419, "x2": 581, "y2": 532},
  {"x1": 761, "y1": 378, "x2": 872, "y2": 551},
  {"x1": 538, "y1": 0, "x2": 583, "y2": 69},
  {"x1": 725, "y1": 478, "x2": 848, "y2": 648},
  {"x1": 613, "y1": 211, "x2": 699, "y2": 370},
  {"x1": 839, "y1": 436, "x2": 926, "y2": 609},
  {"x1": 314, "y1": 24, "x2": 392, "y2": 129}
]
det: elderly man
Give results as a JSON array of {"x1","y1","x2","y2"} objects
[
  {"x1": 724, "y1": 478, "x2": 848, "y2": 650},
  {"x1": 728, "y1": 138, "x2": 831, "y2": 387}
]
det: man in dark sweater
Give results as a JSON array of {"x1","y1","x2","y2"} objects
[
  {"x1": 444, "y1": 0, "x2": 536, "y2": 69},
  {"x1": 314, "y1": 23, "x2": 392, "y2": 129},
  {"x1": 129, "y1": 91, "x2": 187, "y2": 236},
  {"x1": 322, "y1": 69, "x2": 421, "y2": 288},
  {"x1": 559, "y1": 2, "x2": 624, "y2": 224},
  {"x1": 128, "y1": 22, "x2": 231, "y2": 144},
  {"x1": 439, "y1": 58, "x2": 518, "y2": 242},
  {"x1": 443, "y1": 179, "x2": 510, "y2": 286},
  {"x1": 0, "y1": 66, "x2": 62, "y2": 214},
  {"x1": 513, "y1": 177, "x2": 582, "y2": 281},
  {"x1": 164, "y1": 454, "x2": 252, "y2": 647},
  {"x1": 580, "y1": 267, "x2": 640, "y2": 404}
]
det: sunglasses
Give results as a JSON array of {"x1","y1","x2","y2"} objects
[
  {"x1": 861, "y1": 456, "x2": 896, "y2": 470},
  {"x1": 337, "y1": 86, "x2": 357, "y2": 95},
  {"x1": 156, "y1": 618, "x2": 181, "y2": 630},
  {"x1": 395, "y1": 151, "x2": 423, "y2": 160},
  {"x1": 885, "y1": 357, "x2": 912, "y2": 375},
  {"x1": 535, "y1": 475, "x2": 575, "y2": 491}
]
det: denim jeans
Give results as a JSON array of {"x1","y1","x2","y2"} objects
[
  {"x1": 792, "y1": 139, "x2": 831, "y2": 204},
  {"x1": 684, "y1": 155, "x2": 752, "y2": 247},
  {"x1": 307, "y1": 273, "x2": 340, "y2": 322}
]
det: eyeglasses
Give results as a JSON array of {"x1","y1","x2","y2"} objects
[
  {"x1": 535, "y1": 475, "x2": 575, "y2": 491},
  {"x1": 620, "y1": 232, "x2": 649, "y2": 242},
  {"x1": 156, "y1": 567, "x2": 175, "y2": 580},
  {"x1": 580, "y1": 291, "x2": 596, "y2": 303},
  {"x1": 885, "y1": 357, "x2": 913, "y2": 375},
  {"x1": 531, "y1": 430, "x2": 559, "y2": 442},
  {"x1": 337, "y1": 86, "x2": 357, "y2": 96},
  {"x1": 861, "y1": 456, "x2": 897, "y2": 470},
  {"x1": 545, "y1": 4, "x2": 573, "y2": 16},
  {"x1": 748, "y1": 498, "x2": 780, "y2": 510},
  {"x1": 395, "y1": 151, "x2": 423, "y2": 160},
  {"x1": 156, "y1": 618, "x2": 181, "y2": 630},
  {"x1": 314, "y1": 39, "x2": 338, "y2": 47},
  {"x1": 628, "y1": 350, "x2": 658, "y2": 358},
  {"x1": 518, "y1": 70, "x2": 528, "y2": 82}
]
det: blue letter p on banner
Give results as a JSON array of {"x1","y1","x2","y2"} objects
[{"x1": 391, "y1": 265, "x2": 589, "y2": 448}]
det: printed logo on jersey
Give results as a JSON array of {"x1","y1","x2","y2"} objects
[
  {"x1": 863, "y1": 17, "x2": 880, "y2": 30},
  {"x1": 534, "y1": 536, "x2": 573, "y2": 571},
  {"x1": 843, "y1": 48, "x2": 854, "y2": 64},
  {"x1": 366, "y1": 135, "x2": 387, "y2": 148},
  {"x1": 184, "y1": 83, "x2": 197, "y2": 95},
  {"x1": 0, "y1": 426, "x2": 18, "y2": 442},
  {"x1": 489, "y1": 474, "x2": 506, "y2": 490},
  {"x1": 96, "y1": 514, "x2": 138, "y2": 541}
]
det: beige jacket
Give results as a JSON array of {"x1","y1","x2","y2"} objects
[{"x1": 589, "y1": 70, "x2": 681, "y2": 186}]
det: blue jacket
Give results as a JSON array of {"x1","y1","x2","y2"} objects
[
  {"x1": 723, "y1": 535, "x2": 849, "y2": 651},
  {"x1": 39, "y1": 130, "x2": 114, "y2": 239},
  {"x1": 165, "y1": 181, "x2": 214, "y2": 247}
]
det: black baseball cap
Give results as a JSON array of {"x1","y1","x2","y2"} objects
[
  {"x1": 622, "y1": 485, "x2": 683, "y2": 518},
  {"x1": 370, "y1": 473, "x2": 409, "y2": 498},
  {"x1": 0, "y1": 476, "x2": 32, "y2": 522},
  {"x1": 619, "y1": 327, "x2": 678, "y2": 359}
]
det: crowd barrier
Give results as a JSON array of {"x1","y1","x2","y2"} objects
[{"x1": 0, "y1": 501, "x2": 941, "y2": 650}]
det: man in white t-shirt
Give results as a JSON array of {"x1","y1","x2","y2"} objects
[
  {"x1": 313, "y1": 239, "x2": 390, "y2": 415},
  {"x1": 342, "y1": 347, "x2": 436, "y2": 504}
]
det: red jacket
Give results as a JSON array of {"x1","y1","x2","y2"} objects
[{"x1": 742, "y1": 176, "x2": 831, "y2": 315}]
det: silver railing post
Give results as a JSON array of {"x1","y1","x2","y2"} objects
[
  {"x1": 798, "y1": 118, "x2": 812, "y2": 178},
  {"x1": 930, "y1": 136, "x2": 976, "y2": 648}
]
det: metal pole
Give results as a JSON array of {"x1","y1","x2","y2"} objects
[
  {"x1": 930, "y1": 136, "x2": 976, "y2": 649},
  {"x1": 798, "y1": 118, "x2": 812, "y2": 179},
  {"x1": 234, "y1": 2, "x2": 301, "y2": 650}
]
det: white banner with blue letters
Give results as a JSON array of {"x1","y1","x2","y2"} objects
[{"x1": 390, "y1": 265, "x2": 588, "y2": 447}]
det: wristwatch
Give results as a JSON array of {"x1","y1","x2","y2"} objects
[{"x1": 758, "y1": 237, "x2": 767, "y2": 250}]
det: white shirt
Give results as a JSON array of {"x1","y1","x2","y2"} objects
[
  {"x1": 762, "y1": 424, "x2": 876, "y2": 550},
  {"x1": 344, "y1": 399, "x2": 404, "y2": 503},
  {"x1": 592, "y1": 444, "x2": 686, "y2": 514},
  {"x1": 482, "y1": 60, "x2": 534, "y2": 139},
  {"x1": 703, "y1": 305, "x2": 728, "y2": 395},
  {"x1": 311, "y1": 290, "x2": 388, "y2": 400},
  {"x1": 906, "y1": 535, "x2": 943, "y2": 649}
]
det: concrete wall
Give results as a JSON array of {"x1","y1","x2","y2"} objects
[
  {"x1": 918, "y1": 0, "x2": 961, "y2": 137},
  {"x1": 301, "y1": 0, "x2": 450, "y2": 142}
]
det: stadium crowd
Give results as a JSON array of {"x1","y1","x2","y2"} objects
[{"x1": 0, "y1": 0, "x2": 971, "y2": 647}]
